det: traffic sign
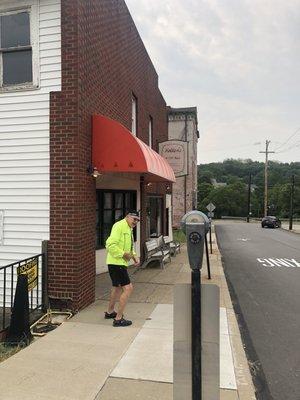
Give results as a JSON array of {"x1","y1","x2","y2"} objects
[{"x1": 206, "y1": 202, "x2": 216, "y2": 212}]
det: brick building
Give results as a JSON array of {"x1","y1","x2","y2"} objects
[
  {"x1": 0, "y1": 0, "x2": 175, "y2": 311},
  {"x1": 166, "y1": 107, "x2": 199, "y2": 228}
]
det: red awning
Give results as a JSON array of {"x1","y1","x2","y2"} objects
[{"x1": 92, "y1": 115, "x2": 176, "y2": 182}]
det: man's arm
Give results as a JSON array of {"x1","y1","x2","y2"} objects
[{"x1": 106, "y1": 224, "x2": 124, "y2": 259}]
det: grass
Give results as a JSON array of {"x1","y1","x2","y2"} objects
[
  {"x1": 173, "y1": 228, "x2": 186, "y2": 243},
  {"x1": 0, "y1": 342, "x2": 24, "y2": 363}
]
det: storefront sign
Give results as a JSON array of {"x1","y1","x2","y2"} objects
[
  {"x1": 159, "y1": 140, "x2": 188, "y2": 177},
  {"x1": 17, "y1": 258, "x2": 38, "y2": 292}
]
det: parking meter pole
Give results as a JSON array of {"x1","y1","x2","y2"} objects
[
  {"x1": 180, "y1": 211, "x2": 210, "y2": 400},
  {"x1": 191, "y1": 268, "x2": 201, "y2": 400},
  {"x1": 204, "y1": 234, "x2": 211, "y2": 279}
]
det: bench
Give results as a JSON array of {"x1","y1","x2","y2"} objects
[
  {"x1": 163, "y1": 236, "x2": 181, "y2": 256},
  {"x1": 142, "y1": 238, "x2": 171, "y2": 269}
]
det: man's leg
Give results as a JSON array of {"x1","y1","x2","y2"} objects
[
  {"x1": 108, "y1": 286, "x2": 122, "y2": 313},
  {"x1": 116, "y1": 283, "x2": 133, "y2": 320}
]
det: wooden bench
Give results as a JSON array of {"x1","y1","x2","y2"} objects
[
  {"x1": 142, "y1": 238, "x2": 171, "y2": 269},
  {"x1": 163, "y1": 236, "x2": 181, "y2": 256}
]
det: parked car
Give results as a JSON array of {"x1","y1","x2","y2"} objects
[{"x1": 261, "y1": 216, "x2": 281, "y2": 228}]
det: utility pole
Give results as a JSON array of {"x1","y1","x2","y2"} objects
[
  {"x1": 289, "y1": 174, "x2": 295, "y2": 230},
  {"x1": 247, "y1": 173, "x2": 252, "y2": 223},
  {"x1": 259, "y1": 140, "x2": 275, "y2": 217}
]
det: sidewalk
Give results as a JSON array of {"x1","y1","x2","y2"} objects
[
  {"x1": 0, "y1": 234, "x2": 256, "y2": 400},
  {"x1": 281, "y1": 223, "x2": 300, "y2": 234}
]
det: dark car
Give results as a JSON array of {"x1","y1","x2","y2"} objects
[{"x1": 261, "y1": 216, "x2": 281, "y2": 228}]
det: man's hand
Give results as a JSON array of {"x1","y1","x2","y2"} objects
[
  {"x1": 132, "y1": 257, "x2": 140, "y2": 267},
  {"x1": 123, "y1": 252, "x2": 132, "y2": 261}
]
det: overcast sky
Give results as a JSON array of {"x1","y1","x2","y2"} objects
[{"x1": 126, "y1": 0, "x2": 300, "y2": 165}]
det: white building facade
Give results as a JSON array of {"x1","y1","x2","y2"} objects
[{"x1": 0, "y1": 0, "x2": 61, "y2": 267}]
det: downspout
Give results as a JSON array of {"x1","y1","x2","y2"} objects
[
  {"x1": 140, "y1": 176, "x2": 145, "y2": 263},
  {"x1": 184, "y1": 114, "x2": 187, "y2": 214}
]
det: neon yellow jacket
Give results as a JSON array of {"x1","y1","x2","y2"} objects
[{"x1": 105, "y1": 218, "x2": 136, "y2": 267}]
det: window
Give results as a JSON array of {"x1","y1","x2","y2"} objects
[
  {"x1": 0, "y1": 3, "x2": 38, "y2": 90},
  {"x1": 147, "y1": 196, "x2": 163, "y2": 238},
  {"x1": 96, "y1": 190, "x2": 137, "y2": 249},
  {"x1": 149, "y1": 116, "x2": 153, "y2": 148},
  {"x1": 131, "y1": 94, "x2": 137, "y2": 136}
]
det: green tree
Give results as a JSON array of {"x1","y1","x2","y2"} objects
[
  {"x1": 199, "y1": 182, "x2": 247, "y2": 218},
  {"x1": 197, "y1": 159, "x2": 300, "y2": 218}
]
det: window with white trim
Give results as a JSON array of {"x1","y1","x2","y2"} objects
[
  {"x1": 149, "y1": 116, "x2": 153, "y2": 148},
  {"x1": 0, "y1": 3, "x2": 39, "y2": 91},
  {"x1": 131, "y1": 94, "x2": 137, "y2": 136}
]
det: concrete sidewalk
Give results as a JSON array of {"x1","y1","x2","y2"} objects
[
  {"x1": 0, "y1": 234, "x2": 256, "y2": 400},
  {"x1": 281, "y1": 222, "x2": 300, "y2": 234}
]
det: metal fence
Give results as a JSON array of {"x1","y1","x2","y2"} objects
[{"x1": 0, "y1": 253, "x2": 46, "y2": 332}]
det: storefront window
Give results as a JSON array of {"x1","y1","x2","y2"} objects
[
  {"x1": 96, "y1": 190, "x2": 137, "y2": 249},
  {"x1": 147, "y1": 196, "x2": 163, "y2": 238}
]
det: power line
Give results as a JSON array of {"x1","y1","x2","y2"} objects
[
  {"x1": 276, "y1": 139, "x2": 300, "y2": 154},
  {"x1": 274, "y1": 127, "x2": 300, "y2": 152}
]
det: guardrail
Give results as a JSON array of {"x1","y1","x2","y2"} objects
[{"x1": 0, "y1": 253, "x2": 46, "y2": 332}]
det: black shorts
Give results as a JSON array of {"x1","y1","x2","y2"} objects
[{"x1": 108, "y1": 265, "x2": 131, "y2": 287}]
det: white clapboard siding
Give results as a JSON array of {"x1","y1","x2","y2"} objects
[
  {"x1": 4, "y1": 210, "x2": 48, "y2": 217},
  {"x1": 0, "y1": 181, "x2": 49, "y2": 189},
  {"x1": 4, "y1": 224, "x2": 49, "y2": 233},
  {"x1": 0, "y1": 152, "x2": 49, "y2": 161},
  {"x1": 0, "y1": 0, "x2": 61, "y2": 279},
  {"x1": 6, "y1": 230, "x2": 49, "y2": 239},
  {"x1": 0, "y1": 175, "x2": 49, "y2": 183},
  {"x1": 0, "y1": 145, "x2": 48, "y2": 154}
]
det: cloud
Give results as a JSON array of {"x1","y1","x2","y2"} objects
[{"x1": 126, "y1": 0, "x2": 300, "y2": 163}]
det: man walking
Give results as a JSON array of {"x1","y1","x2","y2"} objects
[{"x1": 104, "y1": 210, "x2": 140, "y2": 327}]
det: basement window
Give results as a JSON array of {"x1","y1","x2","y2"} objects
[{"x1": 0, "y1": 4, "x2": 39, "y2": 91}]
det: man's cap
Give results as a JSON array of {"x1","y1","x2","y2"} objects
[{"x1": 127, "y1": 210, "x2": 140, "y2": 220}]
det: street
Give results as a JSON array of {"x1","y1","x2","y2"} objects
[{"x1": 215, "y1": 222, "x2": 300, "y2": 400}]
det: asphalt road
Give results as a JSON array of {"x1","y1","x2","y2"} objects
[{"x1": 215, "y1": 222, "x2": 300, "y2": 400}]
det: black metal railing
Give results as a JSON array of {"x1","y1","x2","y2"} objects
[{"x1": 0, "y1": 253, "x2": 45, "y2": 332}]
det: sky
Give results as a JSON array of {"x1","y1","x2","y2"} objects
[{"x1": 125, "y1": 0, "x2": 300, "y2": 165}]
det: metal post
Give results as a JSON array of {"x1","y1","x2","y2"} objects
[
  {"x1": 205, "y1": 234, "x2": 211, "y2": 279},
  {"x1": 209, "y1": 222, "x2": 213, "y2": 254},
  {"x1": 191, "y1": 268, "x2": 201, "y2": 400},
  {"x1": 247, "y1": 173, "x2": 252, "y2": 223},
  {"x1": 42, "y1": 240, "x2": 49, "y2": 312},
  {"x1": 289, "y1": 174, "x2": 295, "y2": 231}
]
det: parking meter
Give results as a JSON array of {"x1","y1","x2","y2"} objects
[
  {"x1": 181, "y1": 211, "x2": 210, "y2": 270},
  {"x1": 181, "y1": 210, "x2": 210, "y2": 400}
]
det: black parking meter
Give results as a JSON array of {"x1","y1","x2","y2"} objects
[
  {"x1": 181, "y1": 211, "x2": 209, "y2": 400},
  {"x1": 181, "y1": 211, "x2": 209, "y2": 270}
]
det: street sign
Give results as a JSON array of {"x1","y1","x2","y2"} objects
[
  {"x1": 207, "y1": 211, "x2": 214, "y2": 218},
  {"x1": 206, "y1": 202, "x2": 216, "y2": 212}
]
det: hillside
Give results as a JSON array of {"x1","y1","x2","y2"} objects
[{"x1": 197, "y1": 159, "x2": 300, "y2": 218}]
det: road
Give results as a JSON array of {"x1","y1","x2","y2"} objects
[{"x1": 215, "y1": 221, "x2": 300, "y2": 400}]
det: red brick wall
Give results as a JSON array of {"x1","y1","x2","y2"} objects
[{"x1": 49, "y1": 0, "x2": 168, "y2": 310}]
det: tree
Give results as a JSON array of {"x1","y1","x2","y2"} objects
[{"x1": 197, "y1": 159, "x2": 300, "y2": 218}]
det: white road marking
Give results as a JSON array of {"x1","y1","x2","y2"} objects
[
  {"x1": 237, "y1": 238, "x2": 251, "y2": 242},
  {"x1": 257, "y1": 258, "x2": 300, "y2": 268}
]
